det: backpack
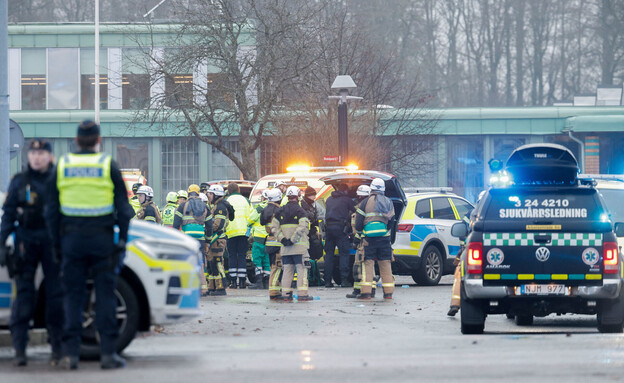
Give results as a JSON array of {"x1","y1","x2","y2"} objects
[{"x1": 307, "y1": 260, "x2": 323, "y2": 287}]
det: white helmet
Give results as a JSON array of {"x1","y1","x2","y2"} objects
[
  {"x1": 137, "y1": 185, "x2": 154, "y2": 198},
  {"x1": 370, "y1": 178, "x2": 385, "y2": 193},
  {"x1": 261, "y1": 189, "x2": 270, "y2": 200},
  {"x1": 207, "y1": 184, "x2": 225, "y2": 197},
  {"x1": 268, "y1": 189, "x2": 283, "y2": 202},
  {"x1": 199, "y1": 193, "x2": 208, "y2": 202},
  {"x1": 357, "y1": 185, "x2": 371, "y2": 196},
  {"x1": 286, "y1": 186, "x2": 300, "y2": 197},
  {"x1": 274, "y1": 180, "x2": 286, "y2": 188}
]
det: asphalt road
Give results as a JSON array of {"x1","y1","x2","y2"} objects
[{"x1": 1, "y1": 275, "x2": 624, "y2": 382}]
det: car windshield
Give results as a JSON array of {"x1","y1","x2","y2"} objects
[
  {"x1": 250, "y1": 175, "x2": 327, "y2": 203},
  {"x1": 598, "y1": 189, "x2": 624, "y2": 223}
]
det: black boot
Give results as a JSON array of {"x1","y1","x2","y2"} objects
[
  {"x1": 13, "y1": 350, "x2": 27, "y2": 367},
  {"x1": 101, "y1": 353, "x2": 126, "y2": 369},
  {"x1": 346, "y1": 289, "x2": 361, "y2": 298},
  {"x1": 238, "y1": 277, "x2": 247, "y2": 289},
  {"x1": 228, "y1": 276, "x2": 237, "y2": 289},
  {"x1": 447, "y1": 305, "x2": 459, "y2": 317},
  {"x1": 371, "y1": 287, "x2": 376, "y2": 298},
  {"x1": 59, "y1": 355, "x2": 79, "y2": 370},
  {"x1": 262, "y1": 275, "x2": 270, "y2": 289},
  {"x1": 250, "y1": 275, "x2": 264, "y2": 289}
]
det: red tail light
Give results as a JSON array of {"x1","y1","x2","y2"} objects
[
  {"x1": 397, "y1": 224, "x2": 414, "y2": 232},
  {"x1": 603, "y1": 242, "x2": 619, "y2": 274},
  {"x1": 467, "y1": 242, "x2": 483, "y2": 274}
]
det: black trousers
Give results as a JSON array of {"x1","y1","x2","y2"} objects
[{"x1": 324, "y1": 226, "x2": 351, "y2": 284}]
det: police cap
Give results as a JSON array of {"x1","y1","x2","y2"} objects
[{"x1": 28, "y1": 139, "x2": 52, "y2": 153}]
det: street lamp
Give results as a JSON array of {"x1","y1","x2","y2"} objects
[{"x1": 329, "y1": 75, "x2": 362, "y2": 166}]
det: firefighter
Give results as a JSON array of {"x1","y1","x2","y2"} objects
[
  {"x1": 262, "y1": 189, "x2": 284, "y2": 300},
  {"x1": 173, "y1": 184, "x2": 212, "y2": 295},
  {"x1": 225, "y1": 183, "x2": 252, "y2": 289},
  {"x1": 177, "y1": 189, "x2": 188, "y2": 205},
  {"x1": 346, "y1": 185, "x2": 376, "y2": 299},
  {"x1": 205, "y1": 184, "x2": 230, "y2": 296},
  {"x1": 129, "y1": 183, "x2": 142, "y2": 215},
  {"x1": 134, "y1": 186, "x2": 162, "y2": 224},
  {"x1": 248, "y1": 190, "x2": 271, "y2": 289},
  {"x1": 355, "y1": 178, "x2": 395, "y2": 300},
  {"x1": 161, "y1": 191, "x2": 179, "y2": 227},
  {"x1": 270, "y1": 186, "x2": 313, "y2": 302}
]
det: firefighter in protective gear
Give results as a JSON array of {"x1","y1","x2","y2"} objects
[
  {"x1": 270, "y1": 186, "x2": 313, "y2": 302},
  {"x1": 174, "y1": 184, "x2": 212, "y2": 295},
  {"x1": 205, "y1": 184, "x2": 230, "y2": 296},
  {"x1": 346, "y1": 185, "x2": 376, "y2": 299},
  {"x1": 248, "y1": 190, "x2": 271, "y2": 289},
  {"x1": 135, "y1": 186, "x2": 162, "y2": 224},
  {"x1": 129, "y1": 183, "x2": 142, "y2": 214},
  {"x1": 177, "y1": 189, "x2": 188, "y2": 205},
  {"x1": 161, "y1": 192, "x2": 178, "y2": 227},
  {"x1": 355, "y1": 178, "x2": 395, "y2": 300},
  {"x1": 263, "y1": 189, "x2": 284, "y2": 299},
  {"x1": 225, "y1": 183, "x2": 252, "y2": 289}
]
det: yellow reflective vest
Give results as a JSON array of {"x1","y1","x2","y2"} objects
[
  {"x1": 225, "y1": 193, "x2": 252, "y2": 238},
  {"x1": 57, "y1": 152, "x2": 114, "y2": 217}
]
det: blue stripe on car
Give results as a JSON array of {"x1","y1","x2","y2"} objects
[{"x1": 410, "y1": 225, "x2": 437, "y2": 242}]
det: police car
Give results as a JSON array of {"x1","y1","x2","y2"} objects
[
  {"x1": 0, "y1": 220, "x2": 203, "y2": 358},
  {"x1": 453, "y1": 144, "x2": 624, "y2": 334},
  {"x1": 393, "y1": 189, "x2": 473, "y2": 285}
]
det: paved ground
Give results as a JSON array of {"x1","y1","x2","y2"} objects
[{"x1": 1, "y1": 275, "x2": 624, "y2": 382}]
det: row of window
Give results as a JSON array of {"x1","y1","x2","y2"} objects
[{"x1": 415, "y1": 197, "x2": 473, "y2": 221}]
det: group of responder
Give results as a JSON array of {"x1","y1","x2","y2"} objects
[{"x1": 0, "y1": 121, "x2": 132, "y2": 370}]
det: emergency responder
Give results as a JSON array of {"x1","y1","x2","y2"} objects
[
  {"x1": 177, "y1": 189, "x2": 188, "y2": 205},
  {"x1": 225, "y1": 183, "x2": 252, "y2": 289},
  {"x1": 270, "y1": 186, "x2": 313, "y2": 302},
  {"x1": 274, "y1": 180, "x2": 288, "y2": 205},
  {"x1": 135, "y1": 186, "x2": 162, "y2": 224},
  {"x1": 45, "y1": 120, "x2": 134, "y2": 369},
  {"x1": 0, "y1": 139, "x2": 62, "y2": 367},
  {"x1": 174, "y1": 184, "x2": 212, "y2": 295},
  {"x1": 205, "y1": 184, "x2": 230, "y2": 295},
  {"x1": 323, "y1": 183, "x2": 355, "y2": 287},
  {"x1": 262, "y1": 189, "x2": 284, "y2": 300},
  {"x1": 346, "y1": 185, "x2": 376, "y2": 299},
  {"x1": 355, "y1": 178, "x2": 395, "y2": 300},
  {"x1": 248, "y1": 190, "x2": 271, "y2": 289},
  {"x1": 161, "y1": 191, "x2": 179, "y2": 227},
  {"x1": 129, "y1": 183, "x2": 142, "y2": 215},
  {"x1": 301, "y1": 186, "x2": 324, "y2": 261}
]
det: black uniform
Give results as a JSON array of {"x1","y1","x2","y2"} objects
[
  {"x1": 301, "y1": 196, "x2": 323, "y2": 260},
  {"x1": 323, "y1": 190, "x2": 355, "y2": 286},
  {"x1": 0, "y1": 165, "x2": 63, "y2": 357}
]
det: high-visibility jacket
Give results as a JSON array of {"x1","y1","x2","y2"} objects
[
  {"x1": 225, "y1": 193, "x2": 252, "y2": 238},
  {"x1": 129, "y1": 196, "x2": 141, "y2": 214},
  {"x1": 57, "y1": 152, "x2": 114, "y2": 217},
  {"x1": 161, "y1": 203, "x2": 177, "y2": 227},
  {"x1": 248, "y1": 201, "x2": 268, "y2": 239},
  {"x1": 355, "y1": 194, "x2": 395, "y2": 238}
]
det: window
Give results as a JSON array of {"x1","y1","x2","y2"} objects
[
  {"x1": 415, "y1": 199, "x2": 431, "y2": 219},
  {"x1": 260, "y1": 139, "x2": 283, "y2": 176},
  {"x1": 21, "y1": 49, "x2": 46, "y2": 110},
  {"x1": 447, "y1": 136, "x2": 484, "y2": 203},
  {"x1": 48, "y1": 48, "x2": 80, "y2": 109},
  {"x1": 165, "y1": 48, "x2": 193, "y2": 108},
  {"x1": 212, "y1": 140, "x2": 241, "y2": 180},
  {"x1": 161, "y1": 138, "x2": 199, "y2": 198},
  {"x1": 431, "y1": 197, "x2": 455, "y2": 220},
  {"x1": 451, "y1": 198, "x2": 473, "y2": 220},
  {"x1": 122, "y1": 48, "x2": 150, "y2": 109},
  {"x1": 80, "y1": 48, "x2": 108, "y2": 110},
  {"x1": 115, "y1": 139, "x2": 150, "y2": 182},
  {"x1": 206, "y1": 73, "x2": 233, "y2": 108}
]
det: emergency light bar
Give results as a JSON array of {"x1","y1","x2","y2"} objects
[
  {"x1": 403, "y1": 187, "x2": 453, "y2": 193},
  {"x1": 286, "y1": 165, "x2": 359, "y2": 173}
]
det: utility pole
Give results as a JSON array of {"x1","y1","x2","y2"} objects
[
  {"x1": 0, "y1": 0, "x2": 10, "y2": 192},
  {"x1": 95, "y1": 0, "x2": 100, "y2": 125},
  {"x1": 329, "y1": 75, "x2": 362, "y2": 166}
]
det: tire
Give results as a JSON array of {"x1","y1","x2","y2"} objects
[
  {"x1": 597, "y1": 296, "x2": 624, "y2": 334},
  {"x1": 505, "y1": 312, "x2": 515, "y2": 319},
  {"x1": 460, "y1": 283, "x2": 485, "y2": 334},
  {"x1": 515, "y1": 314, "x2": 534, "y2": 326},
  {"x1": 598, "y1": 324, "x2": 623, "y2": 333},
  {"x1": 79, "y1": 277, "x2": 140, "y2": 359},
  {"x1": 414, "y1": 246, "x2": 443, "y2": 286}
]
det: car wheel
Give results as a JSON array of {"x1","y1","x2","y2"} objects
[
  {"x1": 515, "y1": 314, "x2": 534, "y2": 326},
  {"x1": 460, "y1": 282, "x2": 485, "y2": 334},
  {"x1": 597, "y1": 296, "x2": 624, "y2": 333},
  {"x1": 414, "y1": 246, "x2": 443, "y2": 286},
  {"x1": 505, "y1": 312, "x2": 515, "y2": 319},
  {"x1": 79, "y1": 277, "x2": 140, "y2": 360}
]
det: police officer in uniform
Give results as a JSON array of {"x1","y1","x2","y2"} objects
[
  {"x1": 205, "y1": 184, "x2": 230, "y2": 296},
  {"x1": 323, "y1": 183, "x2": 355, "y2": 287},
  {"x1": 0, "y1": 139, "x2": 62, "y2": 367},
  {"x1": 135, "y1": 185, "x2": 162, "y2": 224},
  {"x1": 355, "y1": 178, "x2": 395, "y2": 300},
  {"x1": 346, "y1": 185, "x2": 376, "y2": 299},
  {"x1": 262, "y1": 189, "x2": 284, "y2": 300},
  {"x1": 161, "y1": 191, "x2": 179, "y2": 227},
  {"x1": 45, "y1": 120, "x2": 133, "y2": 369}
]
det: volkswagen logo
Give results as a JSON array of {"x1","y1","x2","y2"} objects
[{"x1": 535, "y1": 247, "x2": 550, "y2": 262}]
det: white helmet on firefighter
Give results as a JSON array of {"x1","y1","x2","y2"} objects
[
  {"x1": 370, "y1": 178, "x2": 385, "y2": 193},
  {"x1": 207, "y1": 184, "x2": 225, "y2": 197},
  {"x1": 356, "y1": 185, "x2": 371, "y2": 196},
  {"x1": 261, "y1": 189, "x2": 270, "y2": 200},
  {"x1": 274, "y1": 180, "x2": 286, "y2": 188},
  {"x1": 199, "y1": 193, "x2": 208, "y2": 203},
  {"x1": 286, "y1": 186, "x2": 300, "y2": 197},
  {"x1": 268, "y1": 189, "x2": 282, "y2": 202},
  {"x1": 137, "y1": 185, "x2": 154, "y2": 198}
]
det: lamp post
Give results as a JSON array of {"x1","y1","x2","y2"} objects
[
  {"x1": 329, "y1": 75, "x2": 361, "y2": 166},
  {"x1": 0, "y1": 0, "x2": 9, "y2": 191},
  {"x1": 95, "y1": 0, "x2": 100, "y2": 125}
]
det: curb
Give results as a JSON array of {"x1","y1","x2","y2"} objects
[{"x1": 0, "y1": 329, "x2": 48, "y2": 348}]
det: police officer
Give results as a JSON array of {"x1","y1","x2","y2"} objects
[
  {"x1": 225, "y1": 183, "x2": 252, "y2": 289},
  {"x1": 355, "y1": 178, "x2": 395, "y2": 300},
  {"x1": 135, "y1": 186, "x2": 162, "y2": 224},
  {"x1": 262, "y1": 189, "x2": 284, "y2": 300},
  {"x1": 129, "y1": 183, "x2": 142, "y2": 215},
  {"x1": 323, "y1": 183, "x2": 355, "y2": 287},
  {"x1": 45, "y1": 120, "x2": 134, "y2": 369},
  {"x1": 247, "y1": 190, "x2": 271, "y2": 289},
  {"x1": 161, "y1": 191, "x2": 179, "y2": 227},
  {"x1": 205, "y1": 184, "x2": 230, "y2": 295},
  {"x1": 346, "y1": 185, "x2": 376, "y2": 299},
  {"x1": 0, "y1": 139, "x2": 62, "y2": 367}
]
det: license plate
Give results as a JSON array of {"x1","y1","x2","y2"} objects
[{"x1": 519, "y1": 284, "x2": 569, "y2": 296}]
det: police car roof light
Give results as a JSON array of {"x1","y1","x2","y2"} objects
[{"x1": 403, "y1": 187, "x2": 453, "y2": 194}]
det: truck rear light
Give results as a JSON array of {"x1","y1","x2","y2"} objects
[
  {"x1": 397, "y1": 224, "x2": 414, "y2": 232},
  {"x1": 467, "y1": 242, "x2": 483, "y2": 274},
  {"x1": 603, "y1": 242, "x2": 619, "y2": 274}
]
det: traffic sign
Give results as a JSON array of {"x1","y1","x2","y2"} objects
[
  {"x1": 323, "y1": 155, "x2": 340, "y2": 162},
  {"x1": 9, "y1": 119, "x2": 24, "y2": 160}
]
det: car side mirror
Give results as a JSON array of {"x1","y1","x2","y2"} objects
[
  {"x1": 615, "y1": 222, "x2": 624, "y2": 238},
  {"x1": 451, "y1": 222, "x2": 468, "y2": 239}
]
